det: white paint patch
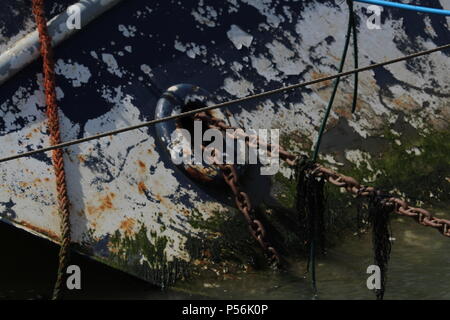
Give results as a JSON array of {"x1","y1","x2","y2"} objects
[
  {"x1": 55, "y1": 59, "x2": 92, "y2": 87},
  {"x1": 223, "y1": 77, "x2": 254, "y2": 97},
  {"x1": 231, "y1": 61, "x2": 243, "y2": 73},
  {"x1": 345, "y1": 150, "x2": 373, "y2": 172},
  {"x1": 191, "y1": 3, "x2": 219, "y2": 27},
  {"x1": 266, "y1": 40, "x2": 302, "y2": 76},
  {"x1": 90, "y1": 51, "x2": 98, "y2": 59},
  {"x1": 227, "y1": 25, "x2": 253, "y2": 50},
  {"x1": 101, "y1": 53, "x2": 123, "y2": 78},
  {"x1": 251, "y1": 55, "x2": 279, "y2": 82},
  {"x1": 0, "y1": 78, "x2": 63, "y2": 236},
  {"x1": 423, "y1": 16, "x2": 438, "y2": 39},
  {"x1": 118, "y1": 24, "x2": 137, "y2": 38},
  {"x1": 140, "y1": 64, "x2": 153, "y2": 77},
  {"x1": 174, "y1": 40, "x2": 207, "y2": 59},
  {"x1": 406, "y1": 147, "x2": 422, "y2": 156},
  {"x1": 321, "y1": 154, "x2": 344, "y2": 167}
]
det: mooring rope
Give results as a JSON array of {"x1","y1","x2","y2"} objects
[{"x1": 32, "y1": 0, "x2": 71, "y2": 300}]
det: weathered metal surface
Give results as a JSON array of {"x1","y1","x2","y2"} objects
[
  {"x1": 0, "y1": 0, "x2": 449, "y2": 286},
  {"x1": 0, "y1": 0, "x2": 124, "y2": 86}
]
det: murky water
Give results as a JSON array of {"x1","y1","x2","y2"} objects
[{"x1": 1, "y1": 211, "x2": 449, "y2": 300}]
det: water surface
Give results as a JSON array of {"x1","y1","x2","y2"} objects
[{"x1": 0, "y1": 211, "x2": 449, "y2": 300}]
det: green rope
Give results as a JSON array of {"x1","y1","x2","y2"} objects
[
  {"x1": 350, "y1": 1, "x2": 359, "y2": 113},
  {"x1": 308, "y1": 0, "x2": 359, "y2": 295},
  {"x1": 295, "y1": 158, "x2": 324, "y2": 296},
  {"x1": 312, "y1": 3, "x2": 355, "y2": 162}
]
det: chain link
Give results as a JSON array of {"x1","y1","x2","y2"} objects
[
  {"x1": 195, "y1": 112, "x2": 297, "y2": 166},
  {"x1": 194, "y1": 113, "x2": 281, "y2": 266},
  {"x1": 220, "y1": 162, "x2": 281, "y2": 266},
  {"x1": 197, "y1": 112, "x2": 450, "y2": 239},
  {"x1": 312, "y1": 164, "x2": 450, "y2": 238}
]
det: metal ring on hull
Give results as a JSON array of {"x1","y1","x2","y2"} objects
[{"x1": 155, "y1": 83, "x2": 246, "y2": 184}]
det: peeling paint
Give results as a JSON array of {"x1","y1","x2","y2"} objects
[
  {"x1": 55, "y1": 59, "x2": 92, "y2": 87},
  {"x1": 101, "y1": 53, "x2": 124, "y2": 78},
  {"x1": 227, "y1": 24, "x2": 253, "y2": 50}
]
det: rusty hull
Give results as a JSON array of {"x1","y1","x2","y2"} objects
[{"x1": 0, "y1": 0, "x2": 449, "y2": 286}]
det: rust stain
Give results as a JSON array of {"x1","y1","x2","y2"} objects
[
  {"x1": 86, "y1": 205, "x2": 96, "y2": 215},
  {"x1": 138, "y1": 160, "x2": 146, "y2": 168},
  {"x1": 334, "y1": 105, "x2": 352, "y2": 119},
  {"x1": 105, "y1": 194, "x2": 114, "y2": 208},
  {"x1": 18, "y1": 182, "x2": 28, "y2": 188},
  {"x1": 155, "y1": 194, "x2": 164, "y2": 203},
  {"x1": 86, "y1": 193, "x2": 116, "y2": 216},
  {"x1": 311, "y1": 71, "x2": 332, "y2": 87},
  {"x1": 329, "y1": 54, "x2": 340, "y2": 62},
  {"x1": 120, "y1": 218, "x2": 136, "y2": 236},
  {"x1": 19, "y1": 221, "x2": 59, "y2": 241},
  {"x1": 137, "y1": 181, "x2": 147, "y2": 194},
  {"x1": 185, "y1": 166, "x2": 214, "y2": 183},
  {"x1": 392, "y1": 95, "x2": 420, "y2": 111},
  {"x1": 137, "y1": 160, "x2": 147, "y2": 173},
  {"x1": 152, "y1": 192, "x2": 175, "y2": 212},
  {"x1": 181, "y1": 208, "x2": 190, "y2": 217},
  {"x1": 78, "y1": 155, "x2": 86, "y2": 163}
]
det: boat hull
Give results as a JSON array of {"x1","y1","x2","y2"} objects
[{"x1": 0, "y1": 0, "x2": 448, "y2": 286}]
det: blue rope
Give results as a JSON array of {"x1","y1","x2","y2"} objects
[{"x1": 354, "y1": 0, "x2": 450, "y2": 16}]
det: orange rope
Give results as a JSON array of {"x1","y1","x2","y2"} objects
[{"x1": 31, "y1": 0, "x2": 71, "y2": 300}]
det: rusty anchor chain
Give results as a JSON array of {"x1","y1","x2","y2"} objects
[
  {"x1": 196, "y1": 112, "x2": 450, "y2": 242},
  {"x1": 194, "y1": 112, "x2": 281, "y2": 266},
  {"x1": 311, "y1": 164, "x2": 450, "y2": 238},
  {"x1": 218, "y1": 163, "x2": 281, "y2": 267},
  {"x1": 194, "y1": 112, "x2": 297, "y2": 166}
]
